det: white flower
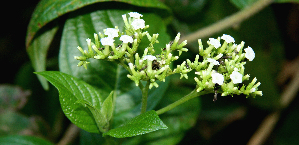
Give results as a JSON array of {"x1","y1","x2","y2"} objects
[
  {"x1": 120, "y1": 35, "x2": 133, "y2": 43},
  {"x1": 104, "y1": 28, "x2": 119, "y2": 38},
  {"x1": 211, "y1": 72, "x2": 224, "y2": 85},
  {"x1": 250, "y1": 88, "x2": 256, "y2": 93},
  {"x1": 236, "y1": 44, "x2": 242, "y2": 52},
  {"x1": 221, "y1": 34, "x2": 235, "y2": 43},
  {"x1": 244, "y1": 46, "x2": 255, "y2": 61},
  {"x1": 209, "y1": 38, "x2": 221, "y2": 48},
  {"x1": 142, "y1": 55, "x2": 156, "y2": 61},
  {"x1": 131, "y1": 19, "x2": 145, "y2": 30},
  {"x1": 100, "y1": 37, "x2": 114, "y2": 46},
  {"x1": 86, "y1": 38, "x2": 91, "y2": 44},
  {"x1": 207, "y1": 58, "x2": 220, "y2": 65},
  {"x1": 230, "y1": 70, "x2": 243, "y2": 84},
  {"x1": 128, "y1": 12, "x2": 143, "y2": 19}
]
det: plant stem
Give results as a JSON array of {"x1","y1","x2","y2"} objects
[
  {"x1": 140, "y1": 80, "x2": 150, "y2": 114},
  {"x1": 118, "y1": 60, "x2": 131, "y2": 74},
  {"x1": 179, "y1": 0, "x2": 273, "y2": 43},
  {"x1": 156, "y1": 89, "x2": 211, "y2": 115}
]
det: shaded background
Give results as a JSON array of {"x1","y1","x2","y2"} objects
[{"x1": 1, "y1": 0, "x2": 299, "y2": 144}]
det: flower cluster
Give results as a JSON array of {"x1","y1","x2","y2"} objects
[
  {"x1": 185, "y1": 34, "x2": 262, "y2": 98},
  {"x1": 75, "y1": 12, "x2": 188, "y2": 89},
  {"x1": 74, "y1": 12, "x2": 262, "y2": 99},
  {"x1": 74, "y1": 12, "x2": 150, "y2": 69},
  {"x1": 127, "y1": 32, "x2": 188, "y2": 88}
]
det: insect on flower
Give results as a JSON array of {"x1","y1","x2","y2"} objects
[{"x1": 152, "y1": 60, "x2": 161, "y2": 70}]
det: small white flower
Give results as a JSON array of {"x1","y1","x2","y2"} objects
[
  {"x1": 207, "y1": 58, "x2": 220, "y2": 65},
  {"x1": 86, "y1": 38, "x2": 91, "y2": 44},
  {"x1": 142, "y1": 55, "x2": 156, "y2": 61},
  {"x1": 250, "y1": 88, "x2": 256, "y2": 93},
  {"x1": 128, "y1": 63, "x2": 134, "y2": 70},
  {"x1": 211, "y1": 72, "x2": 224, "y2": 85},
  {"x1": 104, "y1": 28, "x2": 119, "y2": 38},
  {"x1": 120, "y1": 35, "x2": 133, "y2": 43},
  {"x1": 128, "y1": 12, "x2": 143, "y2": 19},
  {"x1": 209, "y1": 38, "x2": 221, "y2": 48},
  {"x1": 131, "y1": 19, "x2": 145, "y2": 30},
  {"x1": 100, "y1": 37, "x2": 114, "y2": 46},
  {"x1": 244, "y1": 46, "x2": 255, "y2": 61},
  {"x1": 236, "y1": 44, "x2": 242, "y2": 52},
  {"x1": 230, "y1": 70, "x2": 243, "y2": 84},
  {"x1": 221, "y1": 34, "x2": 235, "y2": 43}
]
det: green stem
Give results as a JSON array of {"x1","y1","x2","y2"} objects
[
  {"x1": 179, "y1": 0, "x2": 273, "y2": 43},
  {"x1": 140, "y1": 80, "x2": 150, "y2": 114},
  {"x1": 118, "y1": 59, "x2": 131, "y2": 74},
  {"x1": 156, "y1": 89, "x2": 211, "y2": 115}
]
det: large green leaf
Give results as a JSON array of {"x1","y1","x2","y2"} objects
[
  {"x1": 103, "y1": 110, "x2": 167, "y2": 138},
  {"x1": 59, "y1": 9, "x2": 171, "y2": 127},
  {"x1": 26, "y1": 0, "x2": 170, "y2": 46},
  {"x1": 26, "y1": 26, "x2": 58, "y2": 90},
  {"x1": 35, "y1": 71, "x2": 104, "y2": 133},
  {"x1": 0, "y1": 135, "x2": 53, "y2": 145}
]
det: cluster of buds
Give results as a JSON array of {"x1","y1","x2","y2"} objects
[
  {"x1": 75, "y1": 12, "x2": 262, "y2": 99},
  {"x1": 74, "y1": 12, "x2": 150, "y2": 69},
  {"x1": 75, "y1": 12, "x2": 188, "y2": 89},
  {"x1": 127, "y1": 33, "x2": 188, "y2": 89},
  {"x1": 184, "y1": 34, "x2": 262, "y2": 99}
]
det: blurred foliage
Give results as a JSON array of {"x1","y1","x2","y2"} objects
[{"x1": 1, "y1": 0, "x2": 299, "y2": 144}]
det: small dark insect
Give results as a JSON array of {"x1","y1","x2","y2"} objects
[
  {"x1": 217, "y1": 55, "x2": 232, "y2": 65},
  {"x1": 213, "y1": 90, "x2": 218, "y2": 102},
  {"x1": 185, "y1": 63, "x2": 190, "y2": 69},
  {"x1": 152, "y1": 60, "x2": 160, "y2": 70},
  {"x1": 139, "y1": 60, "x2": 160, "y2": 71},
  {"x1": 98, "y1": 47, "x2": 104, "y2": 51}
]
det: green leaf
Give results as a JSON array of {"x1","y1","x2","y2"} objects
[
  {"x1": 229, "y1": 0, "x2": 258, "y2": 9},
  {"x1": 101, "y1": 91, "x2": 114, "y2": 122},
  {"x1": 104, "y1": 110, "x2": 167, "y2": 138},
  {"x1": 26, "y1": 26, "x2": 58, "y2": 90},
  {"x1": 35, "y1": 71, "x2": 104, "y2": 133},
  {"x1": 0, "y1": 135, "x2": 53, "y2": 145},
  {"x1": 26, "y1": 0, "x2": 170, "y2": 46},
  {"x1": 75, "y1": 99, "x2": 107, "y2": 132},
  {"x1": 59, "y1": 9, "x2": 170, "y2": 128}
]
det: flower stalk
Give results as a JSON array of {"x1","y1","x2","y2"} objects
[{"x1": 156, "y1": 89, "x2": 213, "y2": 115}]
